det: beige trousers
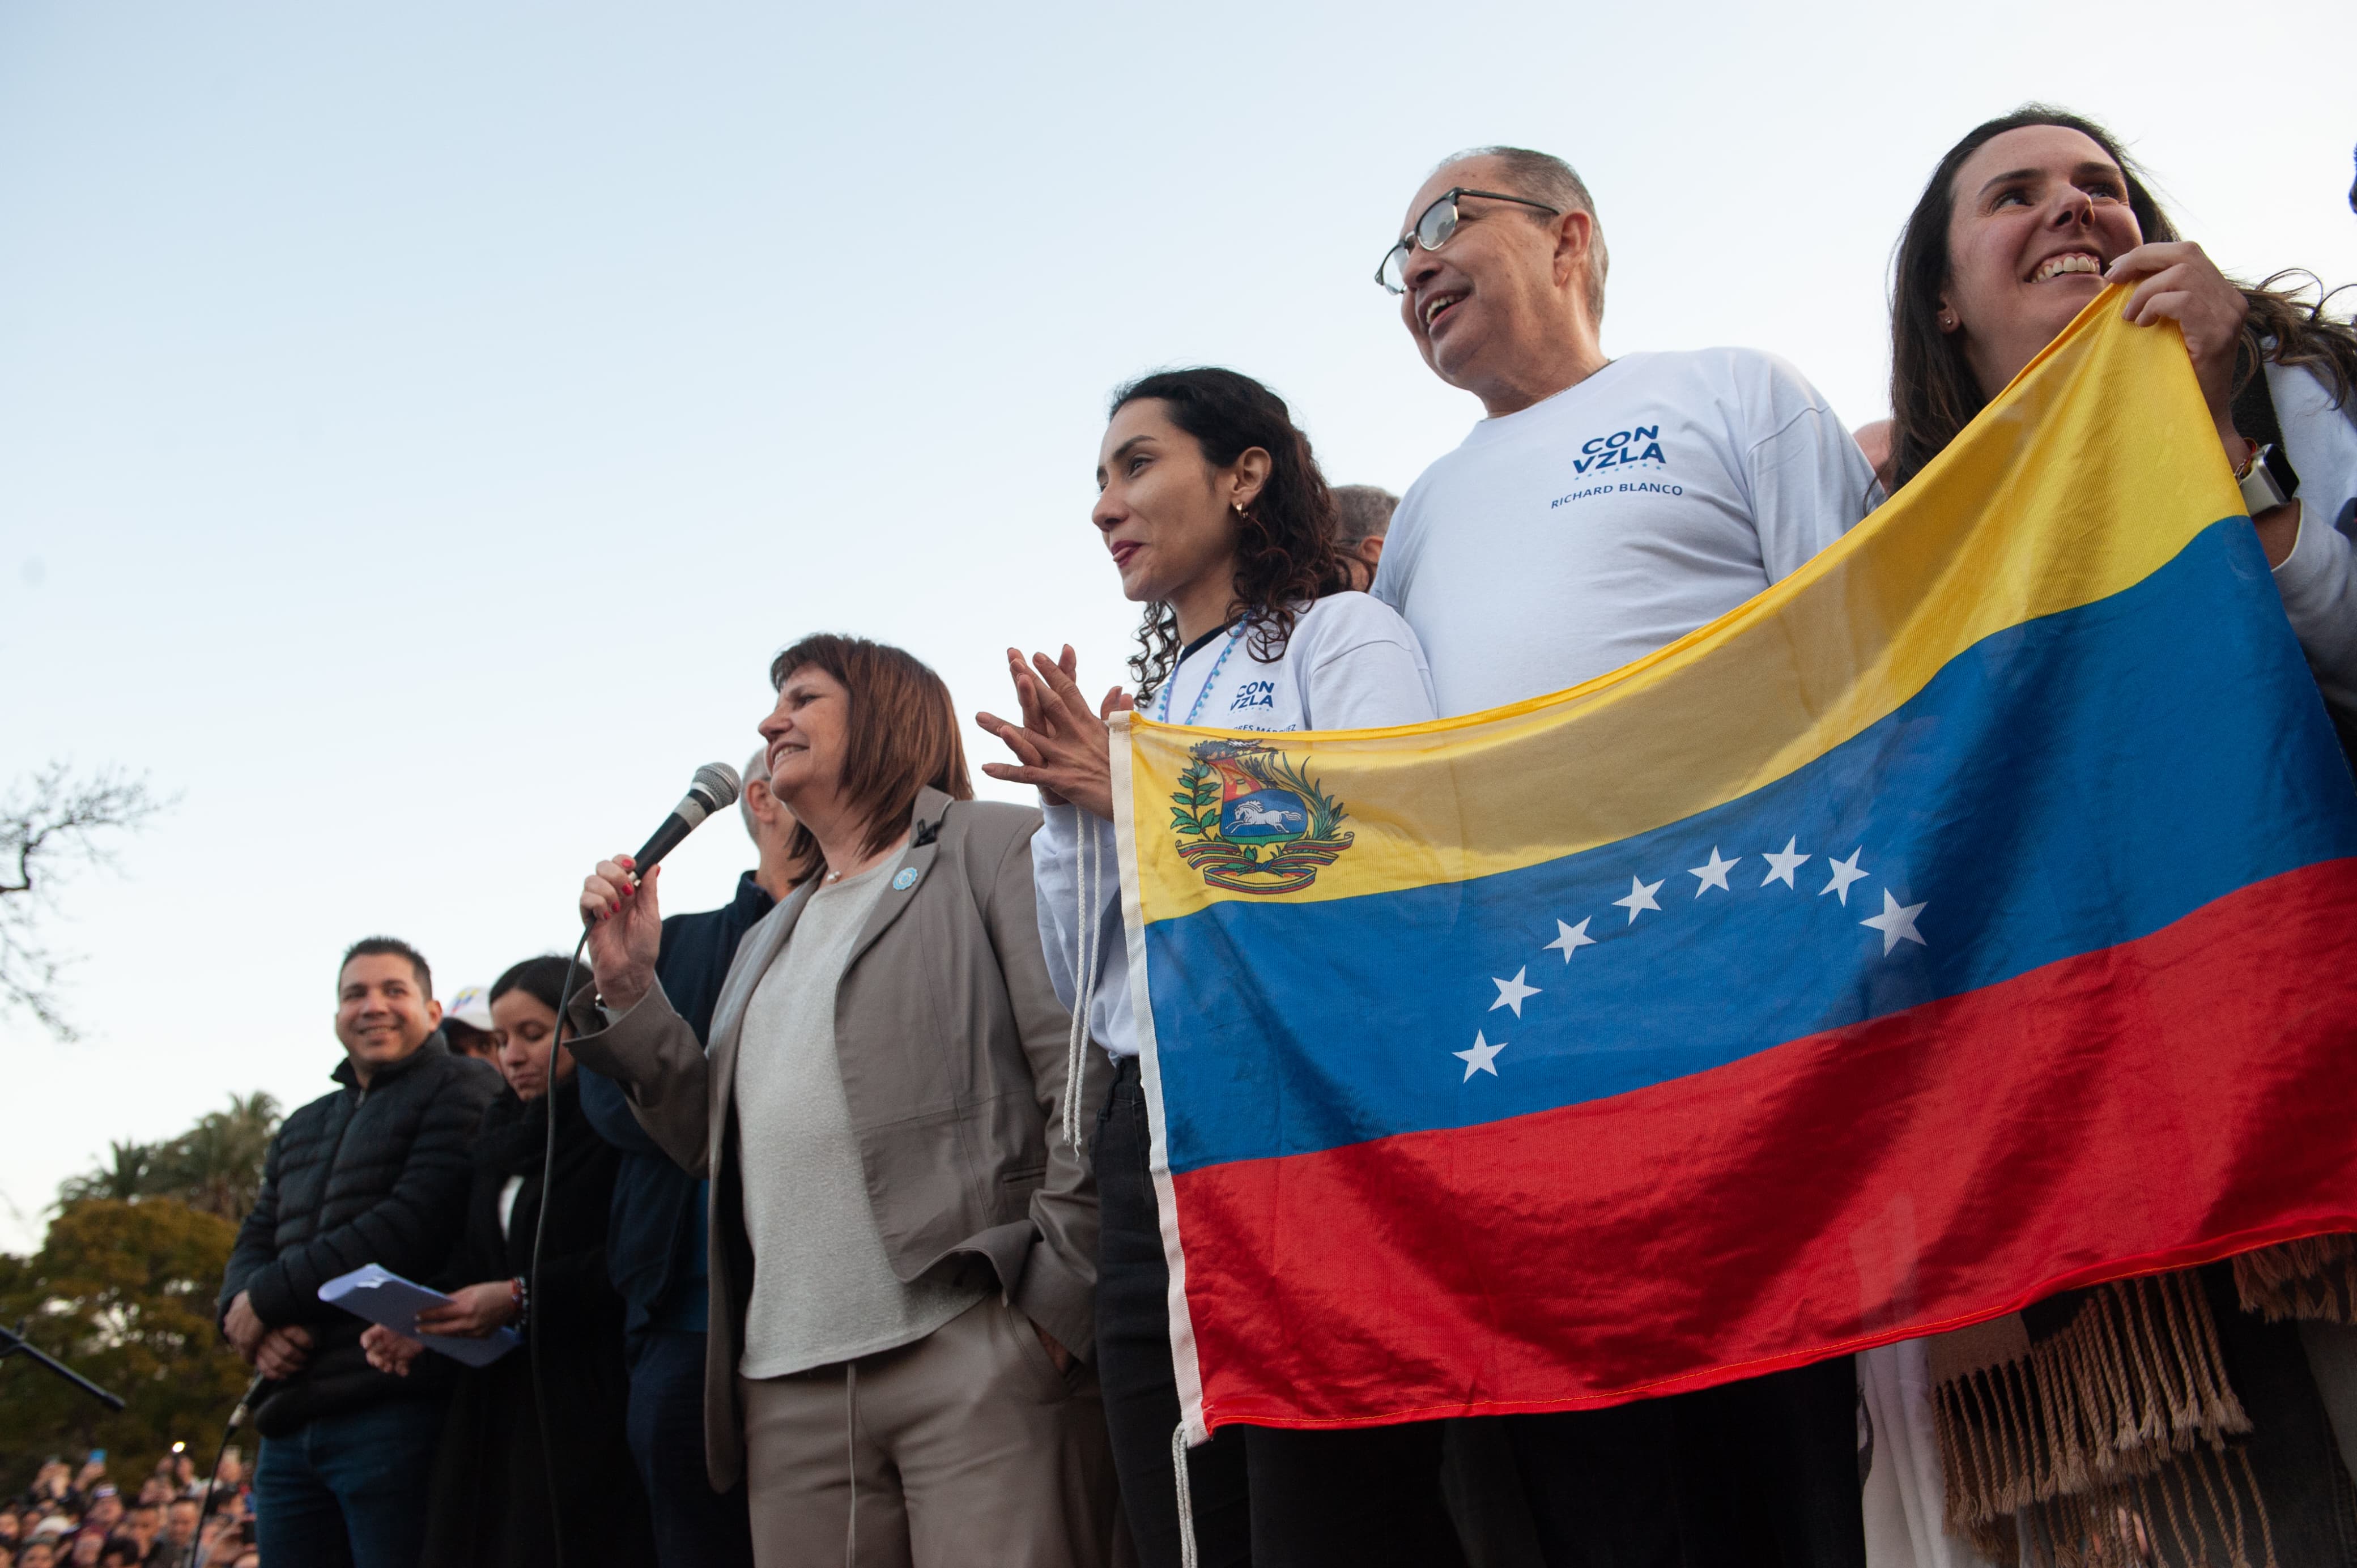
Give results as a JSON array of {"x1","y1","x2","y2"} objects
[{"x1": 739, "y1": 1297, "x2": 1118, "y2": 1568}]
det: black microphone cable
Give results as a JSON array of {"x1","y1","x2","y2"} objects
[
  {"x1": 526, "y1": 761, "x2": 735, "y2": 1566},
  {"x1": 193, "y1": 1371, "x2": 266, "y2": 1565},
  {"x1": 527, "y1": 926, "x2": 591, "y2": 1568}
]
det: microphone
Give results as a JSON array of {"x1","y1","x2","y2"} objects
[
  {"x1": 230, "y1": 1370, "x2": 266, "y2": 1429},
  {"x1": 628, "y1": 762, "x2": 743, "y2": 879}
]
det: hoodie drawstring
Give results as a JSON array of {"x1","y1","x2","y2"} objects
[
  {"x1": 1064, "y1": 815, "x2": 1105, "y2": 1156},
  {"x1": 844, "y1": 1360, "x2": 860, "y2": 1568},
  {"x1": 1172, "y1": 1421, "x2": 1199, "y2": 1568}
]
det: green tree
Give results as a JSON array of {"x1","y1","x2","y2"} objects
[
  {"x1": 56, "y1": 1139, "x2": 156, "y2": 1207},
  {"x1": 54, "y1": 1091, "x2": 281, "y2": 1223},
  {"x1": 0, "y1": 1199, "x2": 251, "y2": 1490},
  {"x1": 149, "y1": 1092, "x2": 280, "y2": 1222}
]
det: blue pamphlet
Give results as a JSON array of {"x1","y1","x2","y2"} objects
[{"x1": 319, "y1": 1263, "x2": 520, "y2": 1367}]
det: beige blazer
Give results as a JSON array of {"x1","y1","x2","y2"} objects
[{"x1": 566, "y1": 785, "x2": 1103, "y2": 1490}]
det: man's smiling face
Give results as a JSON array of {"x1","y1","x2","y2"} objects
[
  {"x1": 1396, "y1": 156, "x2": 1580, "y2": 401},
  {"x1": 334, "y1": 952, "x2": 440, "y2": 1082}
]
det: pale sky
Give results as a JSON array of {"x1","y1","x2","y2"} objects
[{"x1": 3, "y1": 1, "x2": 2351, "y2": 1251}]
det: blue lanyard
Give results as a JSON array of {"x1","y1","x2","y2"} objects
[{"x1": 1158, "y1": 624, "x2": 1245, "y2": 726}]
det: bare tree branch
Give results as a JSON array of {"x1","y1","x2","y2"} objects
[{"x1": 0, "y1": 764, "x2": 171, "y2": 1039}]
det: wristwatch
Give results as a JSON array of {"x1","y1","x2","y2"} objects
[{"x1": 2236, "y1": 440, "x2": 2292, "y2": 514}]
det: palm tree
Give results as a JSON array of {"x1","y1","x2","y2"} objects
[
  {"x1": 57, "y1": 1140, "x2": 155, "y2": 1207},
  {"x1": 150, "y1": 1092, "x2": 280, "y2": 1222}
]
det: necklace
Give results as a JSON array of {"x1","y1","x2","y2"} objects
[
  {"x1": 822, "y1": 834, "x2": 909, "y2": 885},
  {"x1": 1158, "y1": 624, "x2": 1245, "y2": 726}
]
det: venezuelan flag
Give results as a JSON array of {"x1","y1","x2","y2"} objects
[{"x1": 1109, "y1": 289, "x2": 2357, "y2": 1443}]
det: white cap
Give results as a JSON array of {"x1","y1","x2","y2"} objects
[{"x1": 441, "y1": 985, "x2": 494, "y2": 1033}]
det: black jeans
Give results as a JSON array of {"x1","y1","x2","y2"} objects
[
  {"x1": 623, "y1": 1326, "x2": 755, "y2": 1568},
  {"x1": 1502, "y1": 1357, "x2": 1866, "y2": 1568},
  {"x1": 1094, "y1": 1057, "x2": 1466, "y2": 1568}
]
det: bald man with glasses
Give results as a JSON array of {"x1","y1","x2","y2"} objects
[{"x1": 1370, "y1": 146, "x2": 1881, "y2": 1568}]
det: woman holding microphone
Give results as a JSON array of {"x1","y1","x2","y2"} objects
[{"x1": 572, "y1": 634, "x2": 1115, "y2": 1568}]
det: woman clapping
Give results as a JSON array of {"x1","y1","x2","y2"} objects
[{"x1": 978, "y1": 368, "x2": 1452, "y2": 1568}]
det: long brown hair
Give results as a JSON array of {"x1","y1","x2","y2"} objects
[
  {"x1": 1887, "y1": 107, "x2": 2171, "y2": 492},
  {"x1": 766, "y1": 633, "x2": 973, "y2": 871},
  {"x1": 1888, "y1": 105, "x2": 2357, "y2": 493},
  {"x1": 2243, "y1": 270, "x2": 2357, "y2": 410},
  {"x1": 1109, "y1": 368, "x2": 1350, "y2": 707}
]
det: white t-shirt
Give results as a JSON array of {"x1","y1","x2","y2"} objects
[
  {"x1": 2265, "y1": 358, "x2": 2357, "y2": 726},
  {"x1": 1033, "y1": 591, "x2": 1437, "y2": 1060},
  {"x1": 1374, "y1": 348, "x2": 1881, "y2": 716}
]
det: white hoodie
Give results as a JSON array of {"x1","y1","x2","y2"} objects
[
  {"x1": 1031, "y1": 591, "x2": 1437, "y2": 1062},
  {"x1": 2265, "y1": 357, "x2": 2357, "y2": 726}
]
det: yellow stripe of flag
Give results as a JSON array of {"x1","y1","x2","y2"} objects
[{"x1": 1120, "y1": 287, "x2": 2243, "y2": 923}]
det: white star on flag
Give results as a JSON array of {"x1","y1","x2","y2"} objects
[
  {"x1": 1688, "y1": 847, "x2": 1739, "y2": 895},
  {"x1": 1490, "y1": 968, "x2": 1541, "y2": 1016},
  {"x1": 1454, "y1": 1030, "x2": 1507, "y2": 1080},
  {"x1": 1762, "y1": 837, "x2": 1810, "y2": 888},
  {"x1": 1861, "y1": 889, "x2": 1928, "y2": 954},
  {"x1": 1545, "y1": 918, "x2": 1596, "y2": 961},
  {"x1": 1821, "y1": 848, "x2": 1869, "y2": 905},
  {"x1": 1613, "y1": 876, "x2": 1664, "y2": 923}
]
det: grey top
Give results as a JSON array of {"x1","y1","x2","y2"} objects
[{"x1": 732, "y1": 859, "x2": 985, "y2": 1376}]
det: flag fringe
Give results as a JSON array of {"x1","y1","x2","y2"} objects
[
  {"x1": 2231, "y1": 1234, "x2": 2357, "y2": 1324},
  {"x1": 1930, "y1": 1272, "x2": 2273, "y2": 1565}
]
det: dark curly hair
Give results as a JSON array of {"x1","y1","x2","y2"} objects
[{"x1": 1108, "y1": 368, "x2": 1350, "y2": 706}]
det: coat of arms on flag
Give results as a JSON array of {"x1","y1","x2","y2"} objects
[
  {"x1": 1108, "y1": 288, "x2": 2357, "y2": 1446},
  {"x1": 1167, "y1": 739, "x2": 1353, "y2": 894}
]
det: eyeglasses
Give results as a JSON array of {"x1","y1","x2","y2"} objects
[{"x1": 1375, "y1": 188, "x2": 1562, "y2": 295}]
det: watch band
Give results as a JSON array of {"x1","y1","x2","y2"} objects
[{"x1": 2239, "y1": 443, "x2": 2292, "y2": 514}]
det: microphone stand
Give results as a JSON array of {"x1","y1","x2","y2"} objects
[{"x1": 1, "y1": 1319, "x2": 127, "y2": 1410}]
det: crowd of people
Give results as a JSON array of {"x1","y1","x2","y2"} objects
[
  {"x1": 2, "y1": 1452, "x2": 257, "y2": 1568},
  {"x1": 203, "y1": 108, "x2": 2357, "y2": 1568}
]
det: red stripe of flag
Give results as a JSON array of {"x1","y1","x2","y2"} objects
[{"x1": 1172, "y1": 857, "x2": 2357, "y2": 1431}]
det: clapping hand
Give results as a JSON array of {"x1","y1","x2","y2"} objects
[{"x1": 975, "y1": 646, "x2": 1133, "y2": 821}]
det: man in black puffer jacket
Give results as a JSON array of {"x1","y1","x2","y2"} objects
[{"x1": 219, "y1": 935, "x2": 499, "y2": 1568}]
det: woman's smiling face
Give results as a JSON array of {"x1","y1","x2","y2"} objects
[{"x1": 1942, "y1": 123, "x2": 2145, "y2": 398}]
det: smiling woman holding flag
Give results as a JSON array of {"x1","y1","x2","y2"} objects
[
  {"x1": 1865, "y1": 104, "x2": 2357, "y2": 1568},
  {"x1": 1877, "y1": 106, "x2": 2357, "y2": 735},
  {"x1": 976, "y1": 367, "x2": 1445, "y2": 1568}
]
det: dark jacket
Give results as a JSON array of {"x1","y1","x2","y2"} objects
[
  {"x1": 577, "y1": 869, "x2": 774, "y2": 1332},
  {"x1": 219, "y1": 1033, "x2": 500, "y2": 1437},
  {"x1": 567, "y1": 788, "x2": 1102, "y2": 1490},
  {"x1": 422, "y1": 1079, "x2": 652, "y2": 1568}
]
